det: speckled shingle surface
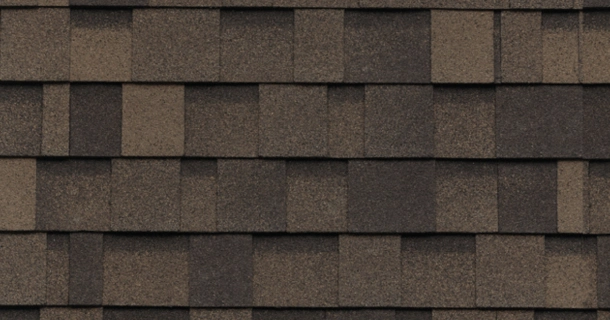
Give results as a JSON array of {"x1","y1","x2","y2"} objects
[{"x1": 0, "y1": 1, "x2": 607, "y2": 317}]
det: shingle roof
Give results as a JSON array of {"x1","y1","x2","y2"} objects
[{"x1": 0, "y1": 1, "x2": 608, "y2": 318}]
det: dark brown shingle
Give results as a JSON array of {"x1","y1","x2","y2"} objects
[
  {"x1": 0, "y1": 85, "x2": 43, "y2": 156},
  {"x1": 0, "y1": 234, "x2": 46, "y2": 305},
  {"x1": 69, "y1": 233, "x2": 103, "y2": 306}
]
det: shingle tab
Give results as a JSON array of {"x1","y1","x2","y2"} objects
[
  {"x1": 254, "y1": 235, "x2": 338, "y2": 307},
  {"x1": 287, "y1": 161, "x2": 347, "y2": 232},
  {"x1": 501, "y1": 11, "x2": 542, "y2": 83},
  {"x1": 402, "y1": 235, "x2": 476, "y2": 307},
  {"x1": 217, "y1": 159, "x2": 286, "y2": 232},
  {"x1": 42, "y1": 84, "x2": 70, "y2": 156},
  {"x1": 103, "y1": 308, "x2": 189, "y2": 320},
  {"x1": 0, "y1": 233, "x2": 46, "y2": 305},
  {"x1": 498, "y1": 162, "x2": 557, "y2": 233},
  {"x1": 534, "y1": 311, "x2": 597, "y2": 320},
  {"x1": 544, "y1": 236, "x2": 597, "y2": 308},
  {"x1": 434, "y1": 86, "x2": 495, "y2": 158},
  {"x1": 557, "y1": 161, "x2": 588, "y2": 233},
  {"x1": 37, "y1": 160, "x2": 111, "y2": 231},
  {"x1": 348, "y1": 160, "x2": 435, "y2": 233},
  {"x1": 0, "y1": 85, "x2": 43, "y2": 156},
  {"x1": 327, "y1": 310, "x2": 395, "y2": 320},
  {"x1": 436, "y1": 161, "x2": 497, "y2": 233},
  {"x1": 259, "y1": 85, "x2": 328, "y2": 157},
  {"x1": 121, "y1": 84, "x2": 185, "y2": 156},
  {"x1": 582, "y1": 12, "x2": 610, "y2": 83},
  {"x1": 496, "y1": 86, "x2": 583, "y2": 158},
  {"x1": 252, "y1": 309, "x2": 325, "y2": 320},
  {"x1": 431, "y1": 10, "x2": 494, "y2": 83},
  {"x1": 47, "y1": 233, "x2": 69, "y2": 305},
  {"x1": 365, "y1": 85, "x2": 433, "y2": 157},
  {"x1": 344, "y1": 10, "x2": 430, "y2": 83},
  {"x1": 395, "y1": 310, "x2": 433, "y2": 320},
  {"x1": 432, "y1": 310, "x2": 495, "y2": 320},
  {"x1": 295, "y1": 9, "x2": 343, "y2": 82},
  {"x1": 70, "y1": 0, "x2": 149, "y2": 5},
  {"x1": 542, "y1": 12, "x2": 579, "y2": 83},
  {"x1": 70, "y1": 10, "x2": 132, "y2": 81},
  {"x1": 191, "y1": 309, "x2": 252, "y2": 320},
  {"x1": 0, "y1": 309, "x2": 39, "y2": 320},
  {"x1": 103, "y1": 235, "x2": 189, "y2": 306},
  {"x1": 339, "y1": 235, "x2": 401, "y2": 306},
  {"x1": 328, "y1": 85, "x2": 365, "y2": 158},
  {"x1": 497, "y1": 311, "x2": 535, "y2": 320},
  {"x1": 476, "y1": 235, "x2": 545, "y2": 308},
  {"x1": 110, "y1": 159, "x2": 181, "y2": 231},
  {"x1": 220, "y1": 10, "x2": 293, "y2": 82},
  {"x1": 70, "y1": 84, "x2": 122, "y2": 157},
  {"x1": 69, "y1": 233, "x2": 103, "y2": 306},
  {"x1": 185, "y1": 85, "x2": 259, "y2": 157},
  {"x1": 133, "y1": 9, "x2": 219, "y2": 81},
  {"x1": 0, "y1": 159, "x2": 35, "y2": 231},
  {"x1": 598, "y1": 236, "x2": 610, "y2": 307},
  {"x1": 180, "y1": 160, "x2": 217, "y2": 232},
  {"x1": 0, "y1": 8, "x2": 69, "y2": 80},
  {"x1": 590, "y1": 162, "x2": 610, "y2": 233},
  {"x1": 584, "y1": 86, "x2": 610, "y2": 158},
  {"x1": 190, "y1": 235, "x2": 253, "y2": 307},
  {"x1": 41, "y1": 308, "x2": 102, "y2": 320}
]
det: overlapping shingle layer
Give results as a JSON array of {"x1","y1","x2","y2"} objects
[{"x1": 0, "y1": 0, "x2": 608, "y2": 319}]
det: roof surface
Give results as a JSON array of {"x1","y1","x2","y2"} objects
[{"x1": 0, "y1": 0, "x2": 608, "y2": 319}]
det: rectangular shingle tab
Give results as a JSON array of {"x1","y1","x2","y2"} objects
[
  {"x1": 254, "y1": 235, "x2": 338, "y2": 307},
  {"x1": 0, "y1": 233, "x2": 46, "y2": 305},
  {"x1": 41, "y1": 308, "x2": 102, "y2": 320},
  {"x1": 582, "y1": 12, "x2": 610, "y2": 83},
  {"x1": 252, "y1": 309, "x2": 325, "y2": 320},
  {"x1": 436, "y1": 161, "x2": 497, "y2": 233},
  {"x1": 190, "y1": 235, "x2": 253, "y2": 307},
  {"x1": 590, "y1": 162, "x2": 610, "y2": 233},
  {"x1": 180, "y1": 160, "x2": 217, "y2": 232},
  {"x1": 542, "y1": 12, "x2": 579, "y2": 83},
  {"x1": 339, "y1": 235, "x2": 400, "y2": 306},
  {"x1": 0, "y1": 8, "x2": 69, "y2": 80},
  {"x1": 598, "y1": 236, "x2": 610, "y2": 307},
  {"x1": 328, "y1": 85, "x2": 365, "y2": 158},
  {"x1": 496, "y1": 86, "x2": 583, "y2": 158},
  {"x1": 431, "y1": 10, "x2": 494, "y2": 83},
  {"x1": 327, "y1": 310, "x2": 395, "y2": 320},
  {"x1": 498, "y1": 162, "x2": 557, "y2": 233},
  {"x1": 133, "y1": 9, "x2": 219, "y2": 81},
  {"x1": 344, "y1": 10, "x2": 430, "y2": 83},
  {"x1": 287, "y1": 161, "x2": 347, "y2": 232},
  {"x1": 584, "y1": 86, "x2": 610, "y2": 158},
  {"x1": 42, "y1": 84, "x2": 70, "y2": 156},
  {"x1": 0, "y1": 309, "x2": 39, "y2": 320},
  {"x1": 295, "y1": 9, "x2": 343, "y2": 82},
  {"x1": 348, "y1": 160, "x2": 435, "y2": 233},
  {"x1": 0, "y1": 159, "x2": 36, "y2": 231},
  {"x1": 476, "y1": 235, "x2": 545, "y2": 308},
  {"x1": 402, "y1": 235, "x2": 476, "y2": 307},
  {"x1": 103, "y1": 308, "x2": 189, "y2": 320},
  {"x1": 260, "y1": 85, "x2": 327, "y2": 157},
  {"x1": 69, "y1": 233, "x2": 103, "y2": 306},
  {"x1": 501, "y1": 11, "x2": 542, "y2": 83},
  {"x1": 434, "y1": 86, "x2": 495, "y2": 158},
  {"x1": 220, "y1": 10, "x2": 293, "y2": 82},
  {"x1": 191, "y1": 309, "x2": 252, "y2": 320},
  {"x1": 70, "y1": 10, "x2": 132, "y2": 81},
  {"x1": 37, "y1": 159, "x2": 111, "y2": 231},
  {"x1": 185, "y1": 85, "x2": 259, "y2": 157},
  {"x1": 0, "y1": 85, "x2": 43, "y2": 156},
  {"x1": 365, "y1": 85, "x2": 433, "y2": 157},
  {"x1": 103, "y1": 234, "x2": 189, "y2": 306},
  {"x1": 70, "y1": 84, "x2": 122, "y2": 157},
  {"x1": 432, "y1": 310, "x2": 495, "y2": 320},
  {"x1": 121, "y1": 84, "x2": 184, "y2": 156},
  {"x1": 47, "y1": 233, "x2": 69, "y2": 305},
  {"x1": 217, "y1": 159, "x2": 286, "y2": 232},
  {"x1": 544, "y1": 236, "x2": 597, "y2": 308},
  {"x1": 534, "y1": 311, "x2": 597, "y2": 320},
  {"x1": 111, "y1": 159, "x2": 181, "y2": 231},
  {"x1": 557, "y1": 161, "x2": 589, "y2": 233}
]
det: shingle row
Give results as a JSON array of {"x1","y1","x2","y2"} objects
[
  {"x1": 14, "y1": 0, "x2": 610, "y2": 9},
  {"x1": 3, "y1": 233, "x2": 610, "y2": 308},
  {"x1": 2, "y1": 308, "x2": 609, "y2": 320},
  {"x1": 4, "y1": 158, "x2": 610, "y2": 233},
  {"x1": 0, "y1": 9, "x2": 609, "y2": 83},
  {"x1": 6, "y1": 83, "x2": 610, "y2": 158}
]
